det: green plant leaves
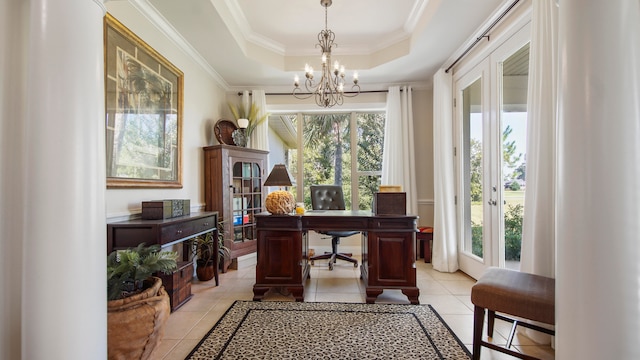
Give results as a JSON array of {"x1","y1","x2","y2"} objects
[{"x1": 106, "y1": 243, "x2": 178, "y2": 301}]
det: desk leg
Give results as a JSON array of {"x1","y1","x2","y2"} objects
[
  {"x1": 402, "y1": 288, "x2": 420, "y2": 305},
  {"x1": 365, "y1": 288, "x2": 384, "y2": 304},
  {"x1": 253, "y1": 286, "x2": 269, "y2": 301},
  {"x1": 287, "y1": 286, "x2": 304, "y2": 302}
]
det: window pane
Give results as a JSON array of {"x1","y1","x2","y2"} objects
[
  {"x1": 463, "y1": 77, "x2": 484, "y2": 258},
  {"x1": 302, "y1": 113, "x2": 352, "y2": 209},
  {"x1": 356, "y1": 113, "x2": 385, "y2": 172},
  {"x1": 358, "y1": 175, "x2": 381, "y2": 210},
  {"x1": 501, "y1": 42, "x2": 529, "y2": 270}
]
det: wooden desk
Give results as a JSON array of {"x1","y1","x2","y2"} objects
[{"x1": 252, "y1": 210, "x2": 419, "y2": 304}]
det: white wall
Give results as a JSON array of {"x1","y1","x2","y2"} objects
[
  {"x1": 412, "y1": 87, "x2": 435, "y2": 227},
  {"x1": 105, "y1": 2, "x2": 227, "y2": 219}
]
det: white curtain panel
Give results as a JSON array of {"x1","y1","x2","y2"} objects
[
  {"x1": 520, "y1": 0, "x2": 558, "y2": 279},
  {"x1": 431, "y1": 69, "x2": 459, "y2": 273},
  {"x1": 250, "y1": 89, "x2": 269, "y2": 152},
  {"x1": 382, "y1": 86, "x2": 417, "y2": 215},
  {"x1": 556, "y1": 1, "x2": 640, "y2": 357}
]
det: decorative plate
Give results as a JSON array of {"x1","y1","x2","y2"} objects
[{"x1": 214, "y1": 119, "x2": 238, "y2": 145}]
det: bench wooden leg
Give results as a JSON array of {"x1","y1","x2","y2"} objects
[
  {"x1": 473, "y1": 305, "x2": 485, "y2": 360},
  {"x1": 487, "y1": 309, "x2": 495, "y2": 337}
]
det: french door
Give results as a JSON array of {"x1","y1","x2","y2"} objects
[{"x1": 455, "y1": 24, "x2": 530, "y2": 279}]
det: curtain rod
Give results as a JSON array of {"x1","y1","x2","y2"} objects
[
  {"x1": 444, "y1": 0, "x2": 521, "y2": 73},
  {"x1": 238, "y1": 89, "x2": 401, "y2": 96}
]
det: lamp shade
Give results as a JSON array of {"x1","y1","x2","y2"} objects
[{"x1": 263, "y1": 164, "x2": 293, "y2": 187}]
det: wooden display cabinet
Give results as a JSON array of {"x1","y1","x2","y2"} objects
[{"x1": 203, "y1": 145, "x2": 268, "y2": 270}]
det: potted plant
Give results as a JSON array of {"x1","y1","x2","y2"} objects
[
  {"x1": 193, "y1": 231, "x2": 216, "y2": 281},
  {"x1": 107, "y1": 243, "x2": 178, "y2": 360},
  {"x1": 193, "y1": 221, "x2": 230, "y2": 280}
]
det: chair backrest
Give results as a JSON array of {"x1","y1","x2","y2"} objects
[{"x1": 310, "y1": 185, "x2": 346, "y2": 210}]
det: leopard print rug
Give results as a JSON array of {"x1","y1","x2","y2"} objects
[{"x1": 186, "y1": 301, "x2": 470, "y2": 359}]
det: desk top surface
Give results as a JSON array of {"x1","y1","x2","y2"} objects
[{"x1": 256, "y1": 210, "x2": 417, "y2": 219}]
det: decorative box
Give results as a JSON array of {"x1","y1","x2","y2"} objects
[
  {"x1": 372, "y1": 192, "x2": 407, "y2": 215},
  {"x1": 141, "y1": 199, "x2": 191, "y2": 220},
  {"x1": 157, "y1": 261, "x2": 193, "y2": 312}
]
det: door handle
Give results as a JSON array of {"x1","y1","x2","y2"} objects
[{"x1": 487, "y1": 200, "x2": 497, "y2": 206}]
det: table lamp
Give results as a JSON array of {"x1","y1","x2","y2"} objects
[{"x1": 263, "y1": 164, "x2": 295, "y2": 214}]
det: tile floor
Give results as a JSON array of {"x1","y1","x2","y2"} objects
[{"x1": 155, "y1": 255, "x2": 555, "y2": 359}]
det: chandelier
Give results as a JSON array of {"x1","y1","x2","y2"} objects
[{"x1": 293, "y1": 0, "x2": 360, "y2": 108}]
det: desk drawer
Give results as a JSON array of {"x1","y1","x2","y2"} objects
[
  {"x1": 160, "y1": 215, "x2": 216, "y2": 244},
  {"x1": 370, "y1": 217, "x2": 416, "y2": 231}
]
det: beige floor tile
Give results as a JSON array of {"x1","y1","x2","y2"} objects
[
  {"x1": 162, "y1": 311, "x2": 205, "y2": 340},
  {"x1": 314, "y1": 291, "x2": 365, "y2": 303},
  {"x1": 163, "y1": 339, "x2": 200, "y2": 360},
  {"x1": 425, "y1": 294, "x2": 474, "y2": 315},
  {"x1": 152, "y1": 339, "x2": 178, "y2": 360},
  {"x1": 455, "y1": 294, "x2": 475, "y2": 311},
  {"x1": 439, "y1": 279, "x2": 475, "y2": 295},
  {"x1": 416, "y1": 278, "x2": 452, "y2": 295},
  {"x1": 315, "y1": 277, "x2": 363, "y2": 293}
]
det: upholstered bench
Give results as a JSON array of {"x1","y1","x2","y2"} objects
[
  {"x1": 416, "y1": 226, "x2": 433, "y2": 262},
  {"x1": 471, "y1": 267, "x2": 555, "y2": 360}
]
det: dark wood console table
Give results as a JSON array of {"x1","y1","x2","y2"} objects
[
  {"x1": 107, "y1": 212, "x2": 218, "y2": 310},
  {"x1": 252, "y1": 210, "x2": 419, "y2": 304}
]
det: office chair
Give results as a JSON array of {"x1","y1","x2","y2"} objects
[{"x1": 309, "y1": 185, "x2": 359, "y2": 270}]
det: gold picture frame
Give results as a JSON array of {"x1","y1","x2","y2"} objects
[{"x1": 104, "y1": 13, "x2": 183, "y2": 188}]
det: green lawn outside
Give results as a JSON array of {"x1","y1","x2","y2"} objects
[{"x1": 470, "y1": 190, "x2": 524, "y2": 224}]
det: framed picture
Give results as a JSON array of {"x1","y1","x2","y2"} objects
[{"x1": 104, "y1": 13, "x2": 183, "y2": 188}]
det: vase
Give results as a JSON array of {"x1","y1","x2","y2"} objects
[
  {"x1": 231, "y1": 129, "x2": 247, "y2": 147},
  {"x1": 196, "y1": 260, "x2": 215, "y2": 281},
  {"x1": 107, "y1": 276, "x2": 170, "y2": 360}
]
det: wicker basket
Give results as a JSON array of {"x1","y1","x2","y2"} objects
[{"x1": 107, "y1": 277, "x2": 171, "y2": 360}]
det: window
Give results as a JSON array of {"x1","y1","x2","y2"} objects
[{"x1": 284, "y1": 111, "x2": 385, "y2": 210}]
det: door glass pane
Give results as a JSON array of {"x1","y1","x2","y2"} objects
[
  {"x1": 463, "y1": 78, "x2": 483, "y2": 258},
  {"x1": 501, "y1": 43, "x2": 529, "y2": 270}
]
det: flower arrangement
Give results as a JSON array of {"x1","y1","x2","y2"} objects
[{"x1": 228, "y1": 102, "x2": 268, "y2": 142}]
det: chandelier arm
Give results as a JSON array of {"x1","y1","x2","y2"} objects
[
  {"x1": 292, "y1": 87, "x2": 315, "y2": 100},
  {"x1": 340, "y1": 84, "x2": 361, "y2": 98}
]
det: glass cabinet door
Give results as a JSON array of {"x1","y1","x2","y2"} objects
[{"x1": 231, "y1": 161, "x2": 263, "y2": 243}]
